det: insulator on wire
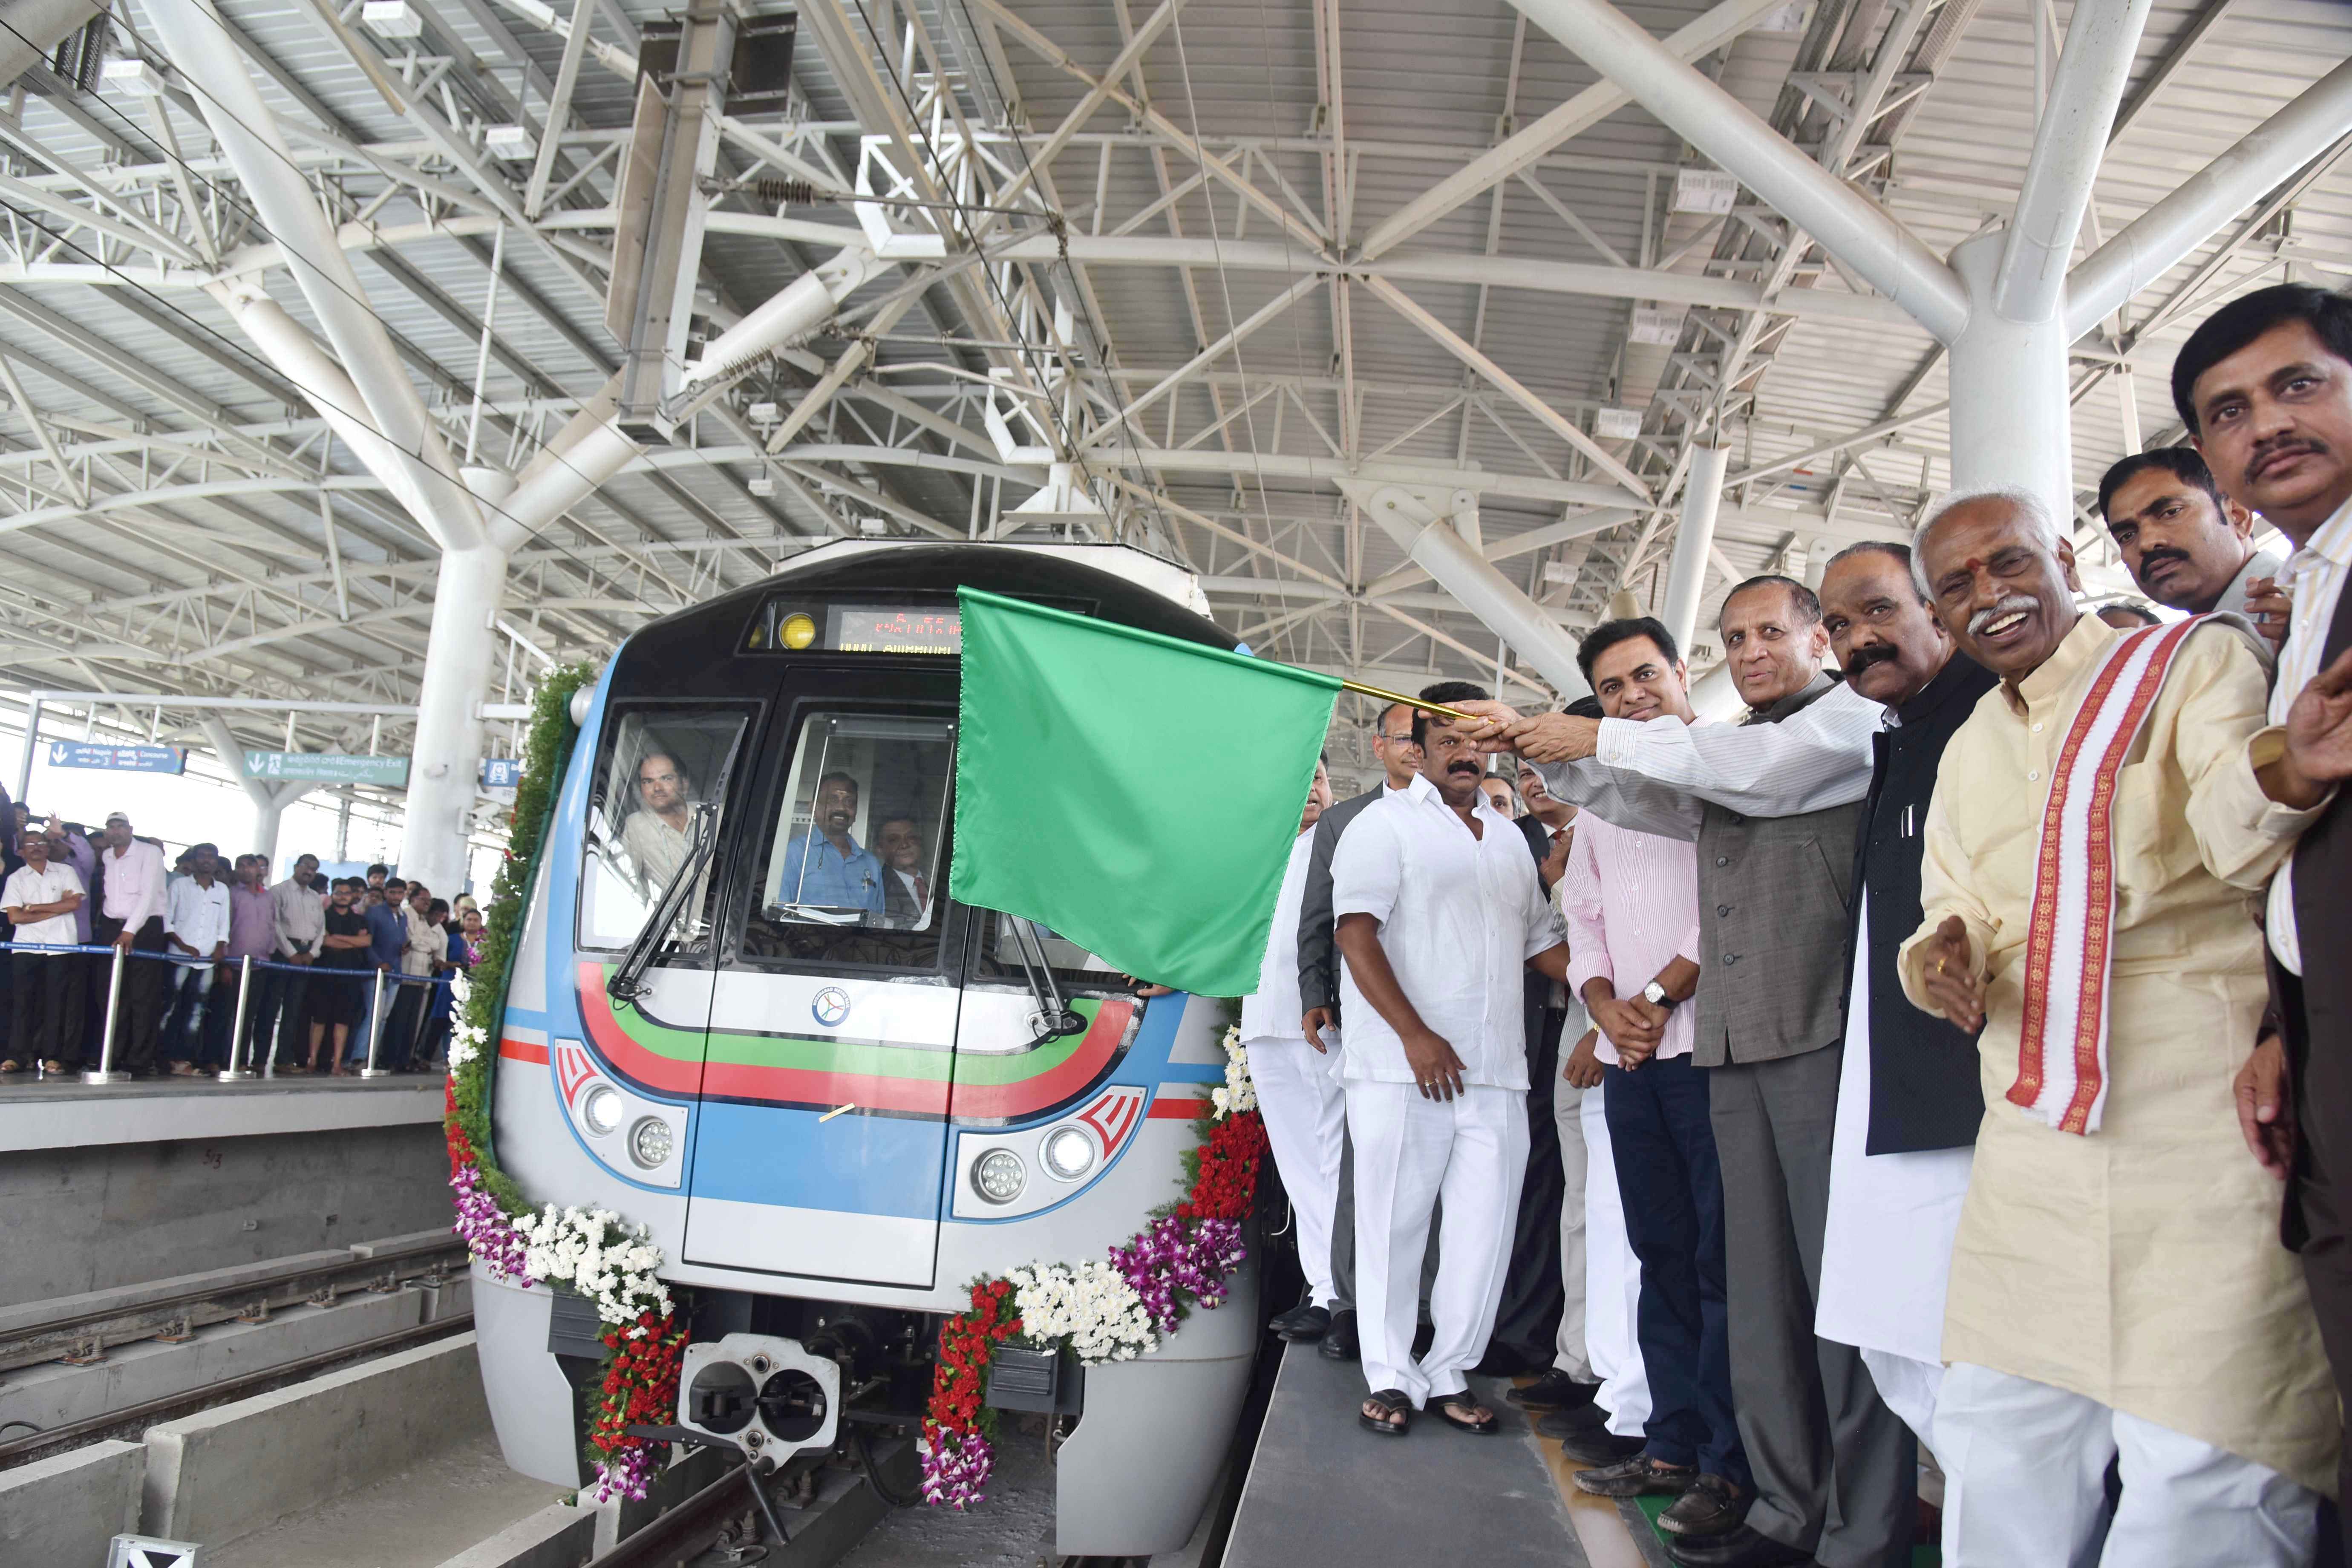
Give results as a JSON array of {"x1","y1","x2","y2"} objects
[{"x1": 752, "y1": 178, "x2": 825, "y2": 207}]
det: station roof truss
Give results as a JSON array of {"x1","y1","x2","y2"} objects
[{"x1": 0, "y1": 0, "x2": 2344, "y2": 771}]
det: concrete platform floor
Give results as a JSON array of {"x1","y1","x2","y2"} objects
[
  {"x1": 1224, "y1": 1344, "x2": 1598, "y2": 1568},
  {"x1": 205, "y1": 1429, "x2": 567, "y2": 1568}
]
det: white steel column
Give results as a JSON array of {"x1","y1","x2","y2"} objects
[
  {"x1": 1347, "y1": 481, "x2": 1594, "y2": 700},
  {"x1": 202, "y1": 716, "x2": 319, "y2": 870},
  {"x1": 409, "y1": 545, "x2": 507, "y2": 896},
  {"x1": 1662, "y1": 447, "x2": 1728, "y2": 654},
  {"x1": 1948, "y1": 233, "x2": 2074, "y2": 511}
]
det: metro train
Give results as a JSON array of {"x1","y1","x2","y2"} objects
[{"x1": 471, "y1": 539, "x2": 1262, "y2": 1556}]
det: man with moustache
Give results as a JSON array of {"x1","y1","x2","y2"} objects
[
  {"x1": 1904, "y1": 485, "x2": 2337, "y2": 1563},
  {"x1": 1805, "y1": 543, "x2": 1997, "y2": 1449},
  {"x1": 1329, "y1": 683, "x2": 1573, "y2": 1436},
  {"x1": 777, "y1": 771, "x2": 883, "y2": 914},
  {"x1": 2099, "y1": 447, "x2": 2289, "y2": 641},
  {"x1": 1243, "y1": 758, "x2": 1345, "y2": 1343},
  {"x1": 1293, "y1": 698, "x2": 1428, "y2": 1360},
  {"x1": 2173, "y1": 284, "x2": 2352, "y2": 1522},
  {"x1": 1468, "y1": 581, "x2": 1913, "y2": 1568}
]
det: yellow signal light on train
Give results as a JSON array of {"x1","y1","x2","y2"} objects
[{"x1": 780, "y1": 613, "x2": 818, "y2": 650}]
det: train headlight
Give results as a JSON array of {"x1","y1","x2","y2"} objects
[
  {"x1": 629, "y1": 1117, "x2": 674, "y2": 1168},
  {"x1": 1041, "y1": 1125, "x2": 1095, "y2": 1182},
  {"x1": 780, "y1": 613, "x2": 817, "y2": 650},
  {"x1": 971, "y1": 1148, "x2": 1026, "y2": 1204},
  {"x1": 581, "y1": 1084, "x2": 624, "y2": 1136}
]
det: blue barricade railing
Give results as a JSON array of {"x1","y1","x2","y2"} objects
[{"x1": 0, "y1": 940, "x2": 462, "y2": 1084}]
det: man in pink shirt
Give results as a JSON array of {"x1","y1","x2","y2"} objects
[{"x1": 1555, "y1": 618, "x2": 1744, "y2": 1535}]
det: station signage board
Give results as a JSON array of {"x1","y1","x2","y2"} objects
[
  {"x1": 480, "y1": 758, "x2": 523, "y2": 788},
  {"x1": 242, "y1": 750, "x2": 412, "y2": 787},
  {"x1": 47, "y1": 741, "x2": 186, "y2": 774}
]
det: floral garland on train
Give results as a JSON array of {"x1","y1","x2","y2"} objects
[
  {"x1": 920, "y1": 1031, "x2": 1268, "y2": 1509},
  {"x1": 441, "y1": 661, "x2": 690, "y2": 1504},
  {"x1": 437, "y1": 661, "x2": 1271, "y2": 1508}
]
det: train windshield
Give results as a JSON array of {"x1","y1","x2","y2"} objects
[
  {"x1": 579, "y1": 709, "x2": 748, "y2": 951},
  {"x1": 758, "y1": 714, "x2": 954, "y2": 934}
]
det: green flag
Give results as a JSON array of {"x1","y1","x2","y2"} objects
[{"x1": 951, "y1": 586, "x2": 1341, "y2": 998}]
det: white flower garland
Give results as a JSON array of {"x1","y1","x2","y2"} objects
[
  {"x1": 1006, "y1": 1259, "x2": 1158, "y2": 1363},
  {"x1": 516, "y1": 1204, "x2": 674, "y2": 1331},
  {"x1": 446, "y1": 971, "x2": 486, "y2": 1071},
  {"x1": 1210, "y1": 1024, "x2": 1257, "y2": 1121}
]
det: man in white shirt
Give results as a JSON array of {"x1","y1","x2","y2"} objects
[
  {"x1": 1242, "y1": 756, "x2": 1341, "y2": 1342},
  {"x1": 2182, "y1": 284, "x2": 2352, "y2": 1526},
  {"x1": 1330, "y1": 681, "x2": 1572, "y2": 1436},
  {"x1": 96, "y1": 810, "x2": 170, "y2": 1075},
  {"x1": 1, "y1": 827, "x2": 85, "y2": 1072},
  {"x1": 161, "y1": 846, "x2": 231, "y2": 1075}
]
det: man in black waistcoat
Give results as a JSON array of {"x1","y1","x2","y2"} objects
[{"x1": 1802, "y1": 544, "x2": 1996, "y2": 1460}]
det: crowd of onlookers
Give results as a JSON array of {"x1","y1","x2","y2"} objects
[{"x1": 0, "y1": 804, "x2": 481, "y2": 1079}]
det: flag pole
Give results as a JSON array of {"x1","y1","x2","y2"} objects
[{"x1": 1335, "y1": 679, "x2": 1492, "y2": 724}]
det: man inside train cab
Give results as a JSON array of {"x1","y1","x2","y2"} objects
[
  {"x1": 621, "y1": 750, "x2": 695, "y2": 894},
  {"x1": 777, "y1": 770, "x2": 883, "y2": 914},
  {"x1": 876, "y1": 816, "x2": 933, "y2": 930}
]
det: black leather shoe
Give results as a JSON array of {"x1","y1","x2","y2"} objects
[
  {"x1": 1506, "y1": 1368, "x2": 1601, "y2": 1413},
  {"x1": 1572, "y1": 1453, "x2": 1693, "y2": 1498},
  {"x1": 1273, "y1": 1304, "x2": 1330, "y2": 1342},
  {"x1": 1657, "y1": 1473, "x2": 1746, "y2": 1537},
  {"x1": 1317, "y1": 1309, "x2": 1358, "y2": 1361},
  {"x1": 1663, "y1": 1525, "x2": 1814, "y2": 1568},
  {"x1": 1540, "y1": 1417, "x2": 1643, "y2": 1465}
]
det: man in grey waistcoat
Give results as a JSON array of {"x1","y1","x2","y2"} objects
[{"x1": 1465, "y1": 575, "x2": 1913, "y2": 1568}]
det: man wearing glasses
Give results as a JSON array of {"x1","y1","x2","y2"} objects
[{"x1": 1290, "y1": 698, "x2": 1430, "y2": 1363}]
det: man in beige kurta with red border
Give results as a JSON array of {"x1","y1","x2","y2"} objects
[{"x1": 1900, "y1": 486, "x2": 2338, "y2": 1568}]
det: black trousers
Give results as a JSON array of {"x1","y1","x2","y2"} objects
[
  {"x1": 253, "y1": 965, "x2": 310, "y2": 1067},
  {"x1": 91, "y1": 914, "x2": 167, "y2": 1073},
  {"x1": 383, "y1": 979, "x2": 431, "y2": 1072},
  {"x1": 1488, "y1": 1003, "x2": 1568, "y2": 1367},
  {"x1": 10, "y1": 951, "x2": 83, "y2": 1066}
]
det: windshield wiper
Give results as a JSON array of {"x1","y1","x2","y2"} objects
[
  {"x1": 1004, "y1": 916, "x2": 1085, "y2": 1049},
  {"x1": 609, "y1": 801, "x2": 717, "y2": 1004}
]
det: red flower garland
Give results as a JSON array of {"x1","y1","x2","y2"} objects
[
  {"x1": 1178, "y1": 1109, "x2": 1268, "y2": 1222},
  {"x1": 925, "y1": 1277, "x2": 1022, "y2": 1445},
  {"x1": 920, "y1": 1104, "x2": 1268, "y2": 1504}
]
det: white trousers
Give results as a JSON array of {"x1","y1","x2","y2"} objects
[
  {"x1": 1578, "y1": 1075, "x2": 1651, "y2": 1436},
  {"x1": 1346, "y1": 1080, "x2": 1528, "y2": 1407},
  {"x1": 1247, "y1": 1034, "x2": 1347, "y2": 1309},
  {"x1": 1551, "y1": 1055, "x2": 1594, "y2": 1380},
  {"x1": 1936, "y1": 1362, "x2": 2320, "y2": 1568}
]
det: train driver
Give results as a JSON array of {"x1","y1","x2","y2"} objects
[
  {"x1": 777, "y1": 770, "x2": 885, "y2": 915},
  {"x1": 621, "y1": 750, "x2": 695, "y2": 895}
]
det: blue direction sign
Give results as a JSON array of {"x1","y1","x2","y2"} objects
[
  {"x1": 242, "y1": 750, "x2": 411, "y2": 787},
  {"x1": 479, "y1": 758, "x2": 523, "y2": 788},
  {"x1": 47, "y1": 740, "x2": 185, "y2": 774}
]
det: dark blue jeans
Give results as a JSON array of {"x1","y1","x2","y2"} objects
[{"x1": 1603, "y1": 1053, "x2": 1746, "y2": 1487}]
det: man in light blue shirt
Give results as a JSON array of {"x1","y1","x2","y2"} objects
[{"x1": 776, "y1": 771, "x2": 884, "y2": 914}]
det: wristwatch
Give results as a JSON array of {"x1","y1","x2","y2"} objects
[{"x1": 1640, "y1": 980, "x2": 1678, "y2": 1010}]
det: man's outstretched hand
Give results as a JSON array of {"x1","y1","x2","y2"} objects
[
  {"x1": 1450, "y1": 699, "x2": 1603, "y2": 764},
  {"x1": 1452, "y1": 698, "x2": 1525, "y2": 754},
  {"x1": 1917, "y1": 915, "x2": 1985, "y2": 1033}
]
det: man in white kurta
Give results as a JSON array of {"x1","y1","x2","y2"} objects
[
  {"x1": 1241, "y1": 759, "x2": 1347, "y2": 1338},
  {"x1": 1330, "y1": 689, "x2": 1571, "y2": 1430},
  {"x1": 1902, "y1": 487, "x2": 2337, "y2": 1567}
]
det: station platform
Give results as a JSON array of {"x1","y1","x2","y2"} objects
[
  {"x1": 1225, "y1": 1343, "x2": 1663, "y2": 1568},
  {"x1": 0, "y1": 1070, "x2": 445, "y2": 1152}
]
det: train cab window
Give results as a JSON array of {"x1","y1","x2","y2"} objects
[
  {"x1": 973, "y1": 913, "x2": 1138, "y2": 996},
  {"x1": 741, "y1": 713, "x2": 955, "y2": 969},
  {"x1": 579, "y1": 710, "x2": 748, "y2": 953}
]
